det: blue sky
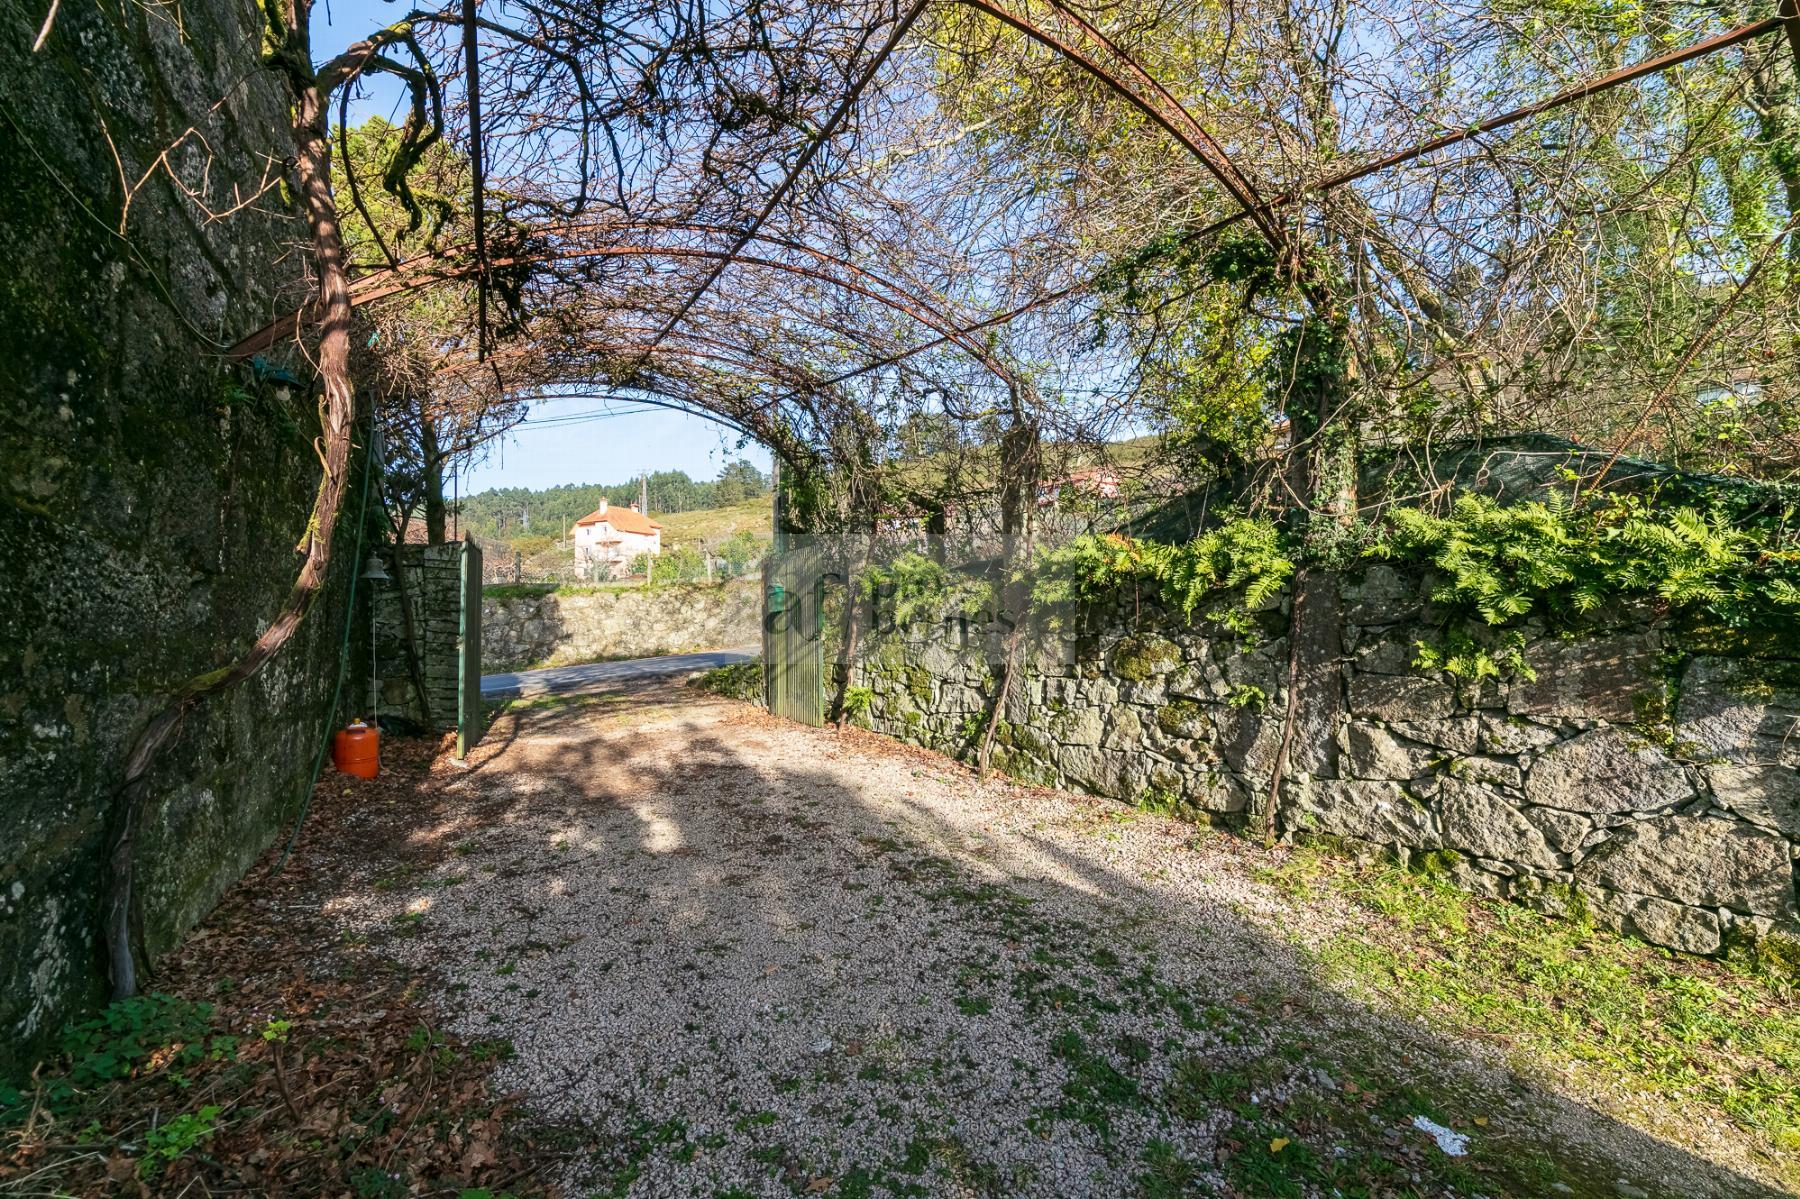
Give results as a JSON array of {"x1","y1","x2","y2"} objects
[
  {"x1": 314, "y1": 0, "x2": 767, "y2": 494},
  {"x1": 460, "y1": 399, "x2": 772, "y2": 492}
]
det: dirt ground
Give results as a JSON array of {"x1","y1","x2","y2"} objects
[{"x1": 304, "y1": 681, "x2": 1794, "y2": 1199}]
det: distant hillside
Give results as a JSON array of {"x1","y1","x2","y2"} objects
[
  {"x1": 459, "y1": 460, "x2": 769, "y2": 541},
  {"x1": 657, "y1": 498, "x2": 771, "y2": 546}
]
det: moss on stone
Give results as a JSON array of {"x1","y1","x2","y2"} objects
[
  {"x1": 904, "y1": 664, "x2": 933, "y2": 707},
  {"x1": 1155, "y1": 699, "x2": 1204, "y2": 737},
  {"x1": 1413, "y1": 848, "x2": 1462, "y2": 879},
  {"x1": 1113, "y1": 634, "x2": 1177, "y2": 681},
  {"x1": 1723, "y1": 925, "x2": 1800, "y2": 982}
]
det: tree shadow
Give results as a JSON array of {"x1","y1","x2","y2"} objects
[{"x1": 327, "y1": 685, "x2": 1793, "y2": 1199}]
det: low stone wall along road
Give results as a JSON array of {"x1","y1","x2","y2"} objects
[{"x1": 328, "y1": 682, "x2": 1796, "y2": 1198}]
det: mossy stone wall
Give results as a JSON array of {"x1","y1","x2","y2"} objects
[
  {"x1": 482, "y1": 578, "x2": 763, "y2": 672},
  {"x1": 0, "y1": 0, "x2": 354, "y2": 1070},
  {"x1": 850, "y1": 567, "x2": 1799, "y2": 960}
]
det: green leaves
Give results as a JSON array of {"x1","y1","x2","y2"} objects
[
  {"x1": 140, "y1": 1104, "x2": 221, "y2": 1178},
  {"x1": 860, "y1": 553, "x2": 997, "y2": 626},
  {"x1": 842, "y1": 685, "x2": 875, "y2": 721},
  {"x1": 1413, "y1": 630, "x2": 1534, "y2": 684},
  {"x1": 59, "y1": 993, "x2": 216, "y2": 1090},
  {"x1": 1032, "y1": 516, "x2": 1294, "y2": 635},
  {"x1": 1368, "y1": 491, "x2": 1800, "y2": 630}
]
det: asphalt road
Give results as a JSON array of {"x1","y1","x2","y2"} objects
[{"x1": 480, "y1": 647, "x2": 758, "y2": 700}]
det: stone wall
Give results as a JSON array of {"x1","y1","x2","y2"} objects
[
  {"x1": 0, "y1": 0, "x2": 348, "y2": 1069},
  {"x1": 852, "y1": 566, "x2": 1799, "y2": 957},
  {"x1": 483, "y1": 579, "x2": 761, "y2": 672},
  {"x1": 372, "y1": 544, "x2": 470, "y2": 731}
]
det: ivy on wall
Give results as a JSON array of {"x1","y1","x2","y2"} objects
[{"x1": 849, "y1": 489, "x2": 1800, "y2": 661}]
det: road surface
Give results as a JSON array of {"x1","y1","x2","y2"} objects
[{"x1": 479, "y1": 646, "x2": 757, "y2": 700}]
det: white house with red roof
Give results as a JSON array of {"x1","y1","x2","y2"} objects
[{"x1": 572, "y1": 497, "x2": 663, "y2": 579}]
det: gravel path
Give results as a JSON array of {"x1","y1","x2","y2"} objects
[{"x1": 329, "y1": 685, "x2": 1791, "y2": 1199}]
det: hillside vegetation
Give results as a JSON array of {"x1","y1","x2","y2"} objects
[
  {"x1": 657, "y1": 497, "x2": 772, "y2": 545},
  {"x1": 481, "y1": 492, "x2": 773, "y2": 584},
  {"x1": 461, "y1": 460, "x2": 769, "y2": 543}
]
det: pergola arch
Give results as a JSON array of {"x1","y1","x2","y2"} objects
[
  {"x1": 232, "y1": 226, "x2": 1018, "y2": 385},
  {"x1": 240, "y1": 0, "x2": 1795, "y2": 469}
]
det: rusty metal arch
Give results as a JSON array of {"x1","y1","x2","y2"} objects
[
  {"x1": 228, "y1": 2, "x2": 1289, "y2": 400},
  {"x1": 761, "y1": 1, "x2": 1794, "y2": 398},
  {"x1": 460, "y1": 356, "x2": 847, "y2": 466},
  {"x1": 434, "y1": 328, "x2": 850, "y2": 398},
  {"x1": 958, "y1": 0, "x2": 1285, "y2": 250},
  {"x1": 431, "y1": 326, "x2": 895, "y2": 452},
  {"x1": 228, "y1": 0, "x2": 1792, "y2": 428},
  {"x1": 507, "y1": 388, "x2": 763, "y2": 442},
  {"x1": 229, "y1": 224, "x2": 1018, "y2": 387}
]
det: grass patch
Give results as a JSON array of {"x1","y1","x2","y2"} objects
[
  {"x1": 656, "y1": 497, "x2": 773, "y2": 545},
  {"x1": 692, "y1": 660, "x2": 764, "y2": 703},
  {"x1": 1261, "y1": 847, "x2": 1800, "y2": 1176},
  {"x1": 482, "y1": 583, "x2": 565, "y2": 601},
  {"x1": 1045, "y1": 1030, "x2": 1143, "y2": 1142},
  {"x1": 493, "y1": 691, "x2": 623, "y2": 714}
]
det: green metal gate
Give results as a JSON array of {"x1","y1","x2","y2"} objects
[
  {"x1": 456, "y1": 536, "x2": 484, "y2": 759},
  {"x1": 763, "y1": 542, "x2": 824, "y2": 726}
]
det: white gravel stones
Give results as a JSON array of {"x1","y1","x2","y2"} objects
[{"x1": 327, "y1": 688, "x2": 1784, "y2": 1198}]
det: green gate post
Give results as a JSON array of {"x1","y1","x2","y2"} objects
[{"x1": 455, "y1": 535, "x2": 484, "y2": 759}]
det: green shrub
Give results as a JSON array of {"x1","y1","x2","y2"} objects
[
  {"x1": 693, "y1": 660, "x2": 764, "y2": 703},
  {"x1": 842, "y1": 685, "x2": 875, "y2": 722},
  {"x1": 61, "y1": 993, "x2": 215, "y2": 1089},
  {"x1": 2, "y1": 993, "x2": 223, "y2": 1125},
  {"x1": 1032, "y1": 516, "x2": 1293, "y2": 636},
  {"x1": 1369, "y1": 491, "x2": 1800, "y2": 630},
  {"x1": 140, "y1": 1104, "x2": 221, "y2": 1178}
]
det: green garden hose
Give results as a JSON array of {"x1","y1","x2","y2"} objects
[{"x1": 274, "y1": 410, "x2": 377, "y2": 872}]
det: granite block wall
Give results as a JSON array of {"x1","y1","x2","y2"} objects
[
  {"x1": 851, "y1": 566, "x2": 1799, "y2": 956},
  {"x1": 0, "y1": 0, "x2": 346, "y2": 1068},
  {"x1": 482, "y1": 578, "x2": 761, "y2": 673}
]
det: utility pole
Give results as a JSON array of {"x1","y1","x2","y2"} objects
[{"x1": 641, "y1": 470, "x2": 652, "y2": 588}]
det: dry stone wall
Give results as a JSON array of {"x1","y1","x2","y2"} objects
[
  {"x1": 852, "y1": 566, "x2": 1799, "y2": 958},
  {"x1": 372, "y1": 544, "x2": 469, "y2": 731},
  {"x1": 0, "y1": 0, "x2": 344, "y2": 1068},
  {"x1": 483, "y1": 579, "x2": 760, "y2": 672}
]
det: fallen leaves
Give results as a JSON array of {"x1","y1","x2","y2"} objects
[{"x1": 0, "y1": 735, "x2": 563, "y2": 1198}]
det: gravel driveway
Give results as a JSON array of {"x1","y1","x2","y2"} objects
[{"x1": 329, "y1": 684, "x2": 1790, "y2": 1199}]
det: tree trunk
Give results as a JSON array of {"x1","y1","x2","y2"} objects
[
  {"x1": 421, "y1": 415, "x2": 447, "y2": 544},
  {"x1": 924, "y1": 501, "x2": 948, "y2": 563},
  {"x1": 104, "y1": 60, "x2": 359, "y2": 998},
  {"x1": 1261, "y1": 308, "x2": 1355, "y2": 845}
]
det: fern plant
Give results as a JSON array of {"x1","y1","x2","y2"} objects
[
  {"x1": 1413, "y1": 629, "x2": 1535, "y2": 683},
  {"x1": 1032, "y1": 516, "x2": 1295, "y2": 635},
  {"x1": 1371, "y1": 493, "x2": 1591, "y2": 624},
  {"x1": 1368, "y1": 491, "x2": 1800, "y2": 630},
  {"x1": 861, "y1": 553, "x2": 997, "y2": 627}
]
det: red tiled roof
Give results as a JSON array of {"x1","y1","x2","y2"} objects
[{"x1": 575, "y1": 503, "x2": 661, "y2": 536}]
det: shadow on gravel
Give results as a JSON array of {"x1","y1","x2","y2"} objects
[{"x1": 337, "y1": 684, "x2": 1791, "y2": 1199}]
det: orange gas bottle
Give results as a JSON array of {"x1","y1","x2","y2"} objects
[{"x1": 332, "y1": 721, "x2": 380, "y2": 779}]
